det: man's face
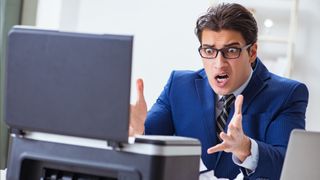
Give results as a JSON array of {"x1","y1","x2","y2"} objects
[{"x1": 200, "y1": 29, "x2": 257, "y2": 95}]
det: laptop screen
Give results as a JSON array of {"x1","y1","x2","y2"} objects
[
  {"x1": 5, "y1": 26, "x2": 133, "y2": 143},
  {"x1": 280, "y1": 129, "x2": 320, "y2": 180}
]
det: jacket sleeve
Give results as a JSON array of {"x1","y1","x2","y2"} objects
[{"x1": 144, "y1": 71, "x2": 175, "y2": 135}]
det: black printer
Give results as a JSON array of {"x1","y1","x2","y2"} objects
[{"x1": 4, "y1": 26, "x2": 201, "y2": 180}]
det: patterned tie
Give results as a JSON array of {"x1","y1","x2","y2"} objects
[{"x1": 216, "y1": 94, "x2": 236, "y2": 142}]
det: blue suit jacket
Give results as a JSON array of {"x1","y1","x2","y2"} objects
[{"x1": 145, "y1": 58, "x2": 308, "y2": 179}]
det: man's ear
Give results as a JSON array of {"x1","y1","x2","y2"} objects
[{"x1": 249, "y1": 43, "x2": 257, "y2": 63}]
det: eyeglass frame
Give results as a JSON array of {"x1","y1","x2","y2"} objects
[{"x1": 198, "y1": 43, "x2": 252, "y2": 59}]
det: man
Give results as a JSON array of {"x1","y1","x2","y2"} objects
[{"x1": 130, "y1": 3, "x2": 308, "y2": 180}]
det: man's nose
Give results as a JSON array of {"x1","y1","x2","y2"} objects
[{"x1": 214, "y1": 51, "x2": 227, "y2": 68}]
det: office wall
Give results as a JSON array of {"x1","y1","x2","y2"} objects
[
  {"x1": 35, "y1": 0, "x2": 320, "y2": 131},
  {"x1": 292, "y1": 0, "x2": 320, "y2": 131}
]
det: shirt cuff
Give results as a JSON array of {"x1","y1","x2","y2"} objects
[{"x1": 232, "y1": 138, "x2": 259, "y2": 173}]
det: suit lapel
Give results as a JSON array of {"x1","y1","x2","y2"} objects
[
  {"x1": 242, "y1": 59, "x2": 270, "y2": 113},
  {"x1": 195, "y1": 77, "x2": 217, "y2": 146},
  {"x1": 195, "y1": 75, "x2": 220, "y2": 168}
]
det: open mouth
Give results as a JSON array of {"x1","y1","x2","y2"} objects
[{"x1": 215, "y1": 73, "x2": 229, "y2": 83}]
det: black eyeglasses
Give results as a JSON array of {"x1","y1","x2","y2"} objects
[{"x1": 198, "y1": 44, "x2": 252, "y2": 59}]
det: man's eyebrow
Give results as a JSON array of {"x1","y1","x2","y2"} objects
[
  {"x1": 201, "y1": 44, "x2": 215, "y2": 47},
  {"x1": 201, "y1": 42, "x2": 241, "y2": 48},
  {"x1": 224, "y1": 42, "x2": 241, "y2": 47}
]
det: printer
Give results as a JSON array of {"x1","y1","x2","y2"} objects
[{"x1": 4, "y1": 26, "x2": 201, "y2": 180}]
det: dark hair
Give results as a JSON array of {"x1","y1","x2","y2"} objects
[{"x1": 195, "y1": 3, "x2": 258, "y2": 45}]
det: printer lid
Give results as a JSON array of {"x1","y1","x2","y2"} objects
[{"x1": 5, "y1": 26, "x2": 133, "y2": 143}]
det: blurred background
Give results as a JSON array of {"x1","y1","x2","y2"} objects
[{"x1": 1, "y1": 0, "x2": 319, "y2": 170}]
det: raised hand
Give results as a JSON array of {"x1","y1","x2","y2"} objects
[
  {"x1": 207, "y1": 95, "x2": 251, "y2": 162},
  {"x1": 129, "y1": 79, "x2": 147, "y2": 136}
]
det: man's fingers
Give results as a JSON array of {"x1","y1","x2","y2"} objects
[
  {"x1": 234, "y1": 95, "x2": 243, "y2": 115},
  {"x1": 207, "y1": 143, "x2": 225, "y2": 154},
  {"x1": 136, "y1": 78, "x2": 145, "y2": 103},
  {"x1": 130, "y1": 104, "x2": 134, "y2": 113},
  {"x1": 220, "y1": 132, "x2": 233, "y2": 142},
  {"x1": 229, "y1": 114, "x2": 242, "y2": 131},
  {"x1": 229, "y1": 95, "x2": 243, "y2": 129}
]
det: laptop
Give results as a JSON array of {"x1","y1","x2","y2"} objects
[
  {"x1": 5, "y1": 26, "x2": 133, "y2": 143},
  {"x1": 280, "y1": 129, "x2": 320, "y2": 180}
]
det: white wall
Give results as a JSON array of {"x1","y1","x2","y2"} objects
[
  {"x1": 36, "y1": 0, "x2": 62, "y2": 29},
  {"x1": 292, "y1": 0, "x2": 320, "y2": 131},
  {"x1": 35, "y1": 0, "x2": 320, "y2": 131}
]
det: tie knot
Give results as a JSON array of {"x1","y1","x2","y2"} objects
[{"x1": 222, "y1": 94, "x2": 235, "y2": 108}]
